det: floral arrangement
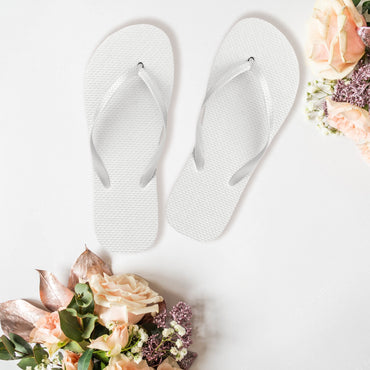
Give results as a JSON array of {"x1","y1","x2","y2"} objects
[
  {"x1": 305, "y1": 0, "x2": 370, "y2": 163},
  {"x1": 0, "y1": 248, "x2": 197, "y2": 370}
]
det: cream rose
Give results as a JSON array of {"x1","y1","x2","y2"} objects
[
  {"x1": 326, "y1": 98, "x2": 370, "y2": 142},
  {"x1": 29, "y1": 311, "x2": 67, "y2": 353},
  {"x1": 88, "y1": 324, "x2": 129, "y2": 356},
  {"x1": 89, "y1": 273, "x2": 163, "y2": 325},
  {"x1": 306, "y1": 0, "x2": 366, "y2": 79},
  {"x1": 106, "y1": 354, "x2": 153, "y2": 370}
]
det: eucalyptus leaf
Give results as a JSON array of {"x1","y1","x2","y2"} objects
[
  {"x1": 81, "y1": 313, "x2": 98, "y2": 339},
  {"x1": 363, "y1": 1, "x2": 370, "y2": 13},
  {"x1": 0, "y1": 342, "x2": 14, "y2": 360},
  {"x1": 63, "y1": 340, "x2": 85, "y2": 353},
  {"x1": 59, "y1": 309, "x2": 83, "y2": 342},
  {"x1": 9, "y1": 333, "x2": 33, "y2": 356},
  {"x1": 17, "y1": 357, "x2": 38, "y2": 369},
  {"x1": 68, "y1": 283, "x2": 95, "y2": 315},
  {"x1": 33, "y1": 344, "x2": 48, "y2": 364},
  {"x1": 78, "y1": 348, "x2": 93, "y2": 370},
  {"x1": 1, "y1": 335, "x2": 15, "y2": 360}
]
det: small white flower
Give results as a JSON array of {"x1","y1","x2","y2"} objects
[
  {"x1": 126, "y1": 352, "x2": 134, "y2": 360},
  {"x1": 131, "y1": 344, "x2": 141, "y2": 354},
  {"x1": 170, "y1": 347, "x2": 179, "y2": 356},
  {"x1": 162, "y1": 328, "x2": 175, "y2": 338},
  {"x1": 139, "y1": 328, "x2": 148, "y2": 342},
  {"x1": 175, "y1": 347, "x2": 188, "y2": 361},
  {"x1": 176, "y1": 339, "x2": 183, "y2": 348},
  {"x1": 133, "y1": 353, "x2": 143, "y2": 364},
  {"x1": 170, "y1": 320, "x2": 177, "y2": 327},
  {"x1": 174, "y1": 324, "x2": 186, "y2": 336}
]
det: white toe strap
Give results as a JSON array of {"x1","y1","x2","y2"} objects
[
  {"x1": 90, "y1": 62, "x2": 168, "y2": 188},
  {"x1": 193, "y1": 57, "x2": 273, "y2": 185}
]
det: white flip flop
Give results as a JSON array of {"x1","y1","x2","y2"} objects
[
  {"x1": 167, "y1": 18, "x2": 299, "y2": 241},
  {"x1": 85, "y1": 24, "x2": 174, "y2": 252}
]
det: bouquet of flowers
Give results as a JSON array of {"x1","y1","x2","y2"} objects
[
  {"x1": 305, "y1": 0, "x2": 370, "y2": 163},
  {"x1": 0, "y1": 248, "x2": 197, "y2": 370}
]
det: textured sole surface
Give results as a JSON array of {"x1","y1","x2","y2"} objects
[
  {"x1": 85, "y1": 24, "x2": 174, "y2": 252},
  {"x1": 167, "y1": 18, "x2": 299, "y2": 241}
]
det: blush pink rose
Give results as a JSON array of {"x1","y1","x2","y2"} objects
[
  {"x1": 326, "y1": 98, "x2": 370, "y2": 142},
  {"x1": 62, "y1": 351, "x2": 93, "y2": 370},
  {"x1": 105, "y1": 354, "x2": 154, "y2": 370},
  {"x1": 89, "y1": 273, "x2": 163, "y2": 326},
  {"x1": 157, "y1": 358, "x2": 181, "y2": 370},
  {"x1": 29, "y1": 311, "x2": 67, "y2": 352},
  {"x1": 88, "y1": 324, "x2": 129, "y2": 356},
  {"x1": 307, "y1": 0, "x2": 366, "y2": 79}
]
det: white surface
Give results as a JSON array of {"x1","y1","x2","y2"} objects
[
  {"x1": 85, "y1": 24, "x2": 174, "y2": 252},
  {"x1": 167, "y1": 18, "x2": 299, "y2": 241},
  {"x1": 0, "y1": 1, "x2": 370, "y2": 369}
]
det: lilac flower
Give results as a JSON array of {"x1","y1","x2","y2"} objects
[
  {"x1": 333, "y1": 54, "x2": 370, "y2": 109},
  {"x1": 170, "y1": 302, "x2": 192, "y2": 325}
]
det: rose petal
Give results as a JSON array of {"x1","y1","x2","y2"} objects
[
  {"x1": 37, "y1": 270, "x2": 74, "y2": 311},
  {"x1": 0, "y1": 300, "x2": 48, "y2": 341},
  {"x1": 68, "y1": 246, "x2": 112, "y2": 289}
]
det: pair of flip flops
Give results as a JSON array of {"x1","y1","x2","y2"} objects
[{"x1": 85, "y1": 18, "x2": 299, "y2": 252}]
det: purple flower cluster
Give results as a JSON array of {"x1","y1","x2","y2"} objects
[
  {"x1": 170, "y1": 301, "x2": 192, "y2": 324},
  {"x1": 333, "y1": 54, "x2": 370, "y2": 109},
  {"x1": 142, "y1": 301, "x2": 195, "y2": 369}
]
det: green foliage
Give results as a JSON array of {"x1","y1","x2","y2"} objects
[
  {"x1": 363, "y1": 1, "x2": 370, "y2": 13},
  {"x1": 17, "y1": 357, "x2": 38, "y2": 369},
  {"x1": 353, "y1": 0, "x2": 361, "y2": 7},
  {"x1": 9, "y1": 334, "x2": 33, "y2": 357},
  {"x1": 78, "y1": 348, "x2": 93, "y2": 370},
  {"x1": 59, "y1": 283, "x2": 98, "y2": 344},
  {"x1": 0, "y1": 333, "x2": 51, "y2": 369},
  {"x1": 68, "y1": 283, "x2": 95, "y2": 315},
  {"x1": 33, "y1": 344, "x2": 48, "y2": 364},
  {"x1": 59, "y1": 308, "x2": 98, "y2": 342}
]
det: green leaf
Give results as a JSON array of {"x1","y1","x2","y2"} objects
[
  {"x1": 1, "y1": 335, "x2": 16, "y2": 360},
  {"x1": 90, "y1": 323, "x2": 109, "y2": 340},
  {"x1": 363, "y1": 1, "x2": 370, "y2": 13},
  {"x1": 17, "y1": 357, "x2": 38, "y2": 369},
  {"x1": 81, "y1": 313, "x2": 98, "y2": 339},
  {"x1": 78, "y1": 348, "x2": 93, "y2": 370},
  {"x1": 68, "y1": 283, "x2": 95, "y2": 315},
  {"x1": 0, "y1": 345, "x2": 14, "y2": 360},
  {"x1": 59, "y1": 307, "x2": 98, "y2": 342},
  {"x1": 59, "y1": 308, "x2": 84, "y2": 342},
  {"x1": 9, "y1": 333, "x2": 33, "y2": 356},
  {"x1": 63, "y1": 340, "x2": 85, "y2": 353},
  {"x1": 93, "y1": 350, "x2": 109, "y2": 364},
  {"x1": 33, "y1": 344, "x2": 48, "y2": 364},
  {"x1": 353, "y1": 0, "x2": 361, "y2": 6}
]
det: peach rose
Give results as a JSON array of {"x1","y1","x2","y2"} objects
[
  {"x1": 358, "y1": 141, "x2": 370, "y2": 163},
  {"x1": 106, "y1": 354, "x2": 153, "y2": 370},
  {"x1": 306, "y1": 0, "x2": 366, "y2": 79},
  {"x1": 157, "y1": 358, "x2": 181, "y2": 370},
  {"x1": 30, "y1": 311, "x2": 67, "y2": 353},
  {"x1": 89, "y1": 273, "x2": 163, "y2": 326},
  {"x1": 62, "y1": 351, "x2": 93, "y2": 370},
  {"x1": 326, "y1": 98, "x2": 370, "y2": 142},
  {"x1": 88, "y1": 324, "x2": 129, "y2": 356}
]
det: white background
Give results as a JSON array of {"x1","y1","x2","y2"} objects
[{"x1": 1, "y1": 0, "x2": 370, "y2": 369}]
